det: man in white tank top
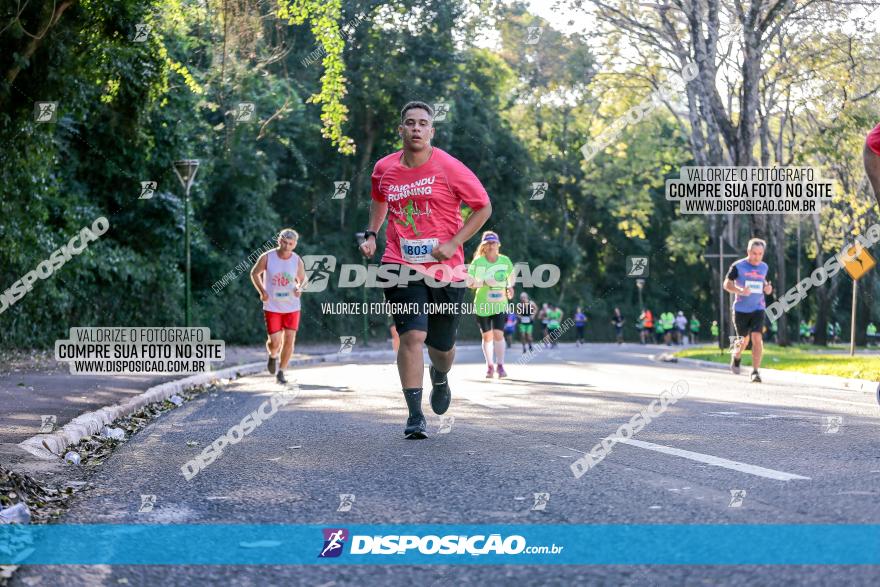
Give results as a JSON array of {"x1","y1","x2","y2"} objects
[{"x1": 250, "y1": 228, "x2": 305, "y2": 384}]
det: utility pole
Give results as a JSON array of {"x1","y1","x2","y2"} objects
[
  {"x1": 704, "y1": 238, "x2": 740, "y2": 350},
  {"x1": 173, "y1": 160, "x2": 200, "y2": 327},
  {"x1": 850, "y1": 280, "x2": 857, "y2": 357}
]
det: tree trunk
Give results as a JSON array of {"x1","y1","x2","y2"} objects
[
  {"x1": 709, "y1": 214, "x2": 727, "y2": 349},
  {"x1": 772, "y1": 215, "x2": 789, "y2": 345},
  {"x1": 814, "y1": 285, "x2": 835, "y2": 346},
  {"x1": 808, "y1": 212, "x2": 837, "y2": 346},
  {"x1": 351, "y1": 108, "x2": 376, "y2": 234},
  {"x1": 736, "y1": 27, "x2": 761, "y2": 167},
  {"x1": 339, "y1": 158, "x2": 349, "y2": 233},
  {"x1": 3, "y1": 0, "x2": 77, "y2": 88},
  {"x1": 312, "y1": 196, "x2": 318, "y2": 238}
]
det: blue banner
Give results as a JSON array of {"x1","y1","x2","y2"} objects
[{"x1": 2, "y1": 524, "x2": 879, "y2": 565}]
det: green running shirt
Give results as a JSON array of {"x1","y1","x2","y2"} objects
[{"x1": 468, "y1": 254, "x2": 514, "y2": 317}]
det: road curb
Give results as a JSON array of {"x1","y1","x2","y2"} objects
[
  {"x1": 18, "y1": 362, "x2": 264, "y2": 460},
  {"x1": 15, "y1": 346, "x2": 412, "y2": 461},
  {"x1": 15, "y1": 344, "x2": 483, "y2": 462},
  {"x1": 669, "y1": 356, "x2": 879, "y2": 396}
]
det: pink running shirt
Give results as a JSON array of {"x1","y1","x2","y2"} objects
[
  {"x1": 867, "y1": 122, "x2": 880, "y2": 156},
  {"x1": 371, "y1": 147, "x2": 490, "y2": 281}
]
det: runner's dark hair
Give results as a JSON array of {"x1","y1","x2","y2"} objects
[{"x1": 400, "y1": 101, "x2": 434, "y2": 123}]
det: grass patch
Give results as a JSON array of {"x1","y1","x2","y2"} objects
[{"x1": 676, "y1": 344, "x2": 880, "y2": 380}]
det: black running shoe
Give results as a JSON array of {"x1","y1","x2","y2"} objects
[
  {"x1": 730, "y1": 356, "x2": 741, "y2": 375},
  {"x1": 750, "y1": 370, "x2": 761, "y2": 383},
  {"x1": 276, "y1": 370, "x2": 287, "y2": 384},
  {"x1": 267, "y1": 356, "x2": 277, "y2": 375},
  {"x1": 404, "y1": 414, "x2": 427, "y2": 439},
  {"x1": 429, "y1": 366, "x2": 451, "y2": 415}
]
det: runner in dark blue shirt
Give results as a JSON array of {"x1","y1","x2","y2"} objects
[{"x1": 723, "y1": 238, "x2": 772, "y2": 383}]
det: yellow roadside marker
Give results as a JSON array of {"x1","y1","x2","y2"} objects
[{"x1": 841, "y1": 243, "x2": 876, "y2": 280}]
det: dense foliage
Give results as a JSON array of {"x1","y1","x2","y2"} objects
[{"x1": 1, "y1": 0, "x2": 877, "y2": 348}]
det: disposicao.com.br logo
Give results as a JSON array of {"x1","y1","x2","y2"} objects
[
  {"x1": 318, "y1": 528, "x2": 563, "y2": 557},
  {"x1": 300, "y1": 256, "x2": 560, "y2": 292},
  {"x1": 318, "y1": 528, "x2": 348, "y2": 558}
]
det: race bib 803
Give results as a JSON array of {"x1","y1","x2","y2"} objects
[{"x1": 400, "y1": 237, "x2": 439, "y2": 264}]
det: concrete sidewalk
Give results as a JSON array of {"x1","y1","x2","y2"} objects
[{"x1": 0, "y1": 342, "x2": 393, "y2": 446}]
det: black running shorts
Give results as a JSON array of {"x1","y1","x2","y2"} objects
[
  {"x1": 382, "y1": 264, "x2": 465, "y2": 352},
  {"x1": 476, "y1": 312, "x2": 506, "y2": 333},
  {"x1": 733, "y1": 310, "x2": 764, "y2": 336}
]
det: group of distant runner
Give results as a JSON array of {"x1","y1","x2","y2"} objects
[
  {"x1": 636, "y1": 309, "x2": 702, "y2": 346},
  {"x1": 244, "y1": 105, "x2": 880, "y2": 436},
  {"x1": 502, "y1": 299, "x2": 578, "y2": 353}
]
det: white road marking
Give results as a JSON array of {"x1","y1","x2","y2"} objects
[
  {"x1": 616, "y1": 438, "x2": 811, "y2": 481},
  {"x1": 709, "y1": 412, "x2": 781, "y2": 420},
  {"x1": 793, "y1": 395, "x2": 874, "y2": 408}
]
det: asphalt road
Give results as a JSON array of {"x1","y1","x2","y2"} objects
[{"x1": 10, "y1": 343, "x2": 880, "y2": 586}]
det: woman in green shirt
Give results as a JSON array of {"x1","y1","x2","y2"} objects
[{"x1": 468, "y1": 231, "x2": 515, "y2": 378}]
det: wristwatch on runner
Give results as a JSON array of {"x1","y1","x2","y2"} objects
[{"x1": 363, "y1": 230, "x2": 377, "y2": 241}]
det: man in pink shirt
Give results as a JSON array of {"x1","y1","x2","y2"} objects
[
  {"x1": 359, "y1": 101, "x2": 492, "y2": 439},
  {"x1": 865, "y1": 122, "x2": 880, "y2": 209},
  {"x1": 865, "y1": 123, "x2": 880, "y2": 406}
]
